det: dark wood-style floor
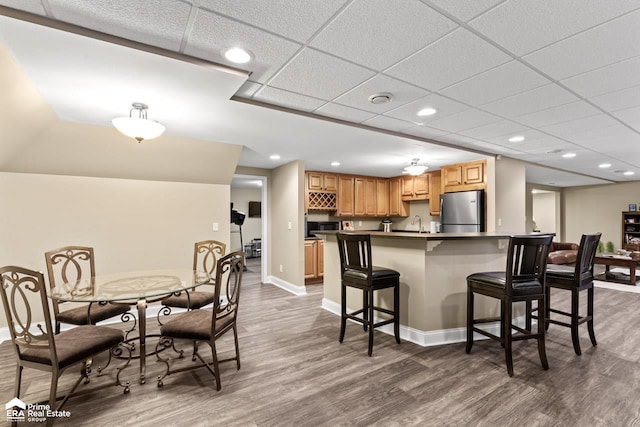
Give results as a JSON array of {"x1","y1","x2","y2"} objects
[{"x1": 2, "y1": 258, "x2": 639, "y2": 426}]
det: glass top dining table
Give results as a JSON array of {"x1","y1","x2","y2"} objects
[{"x1": 50, "y1": 269, "x2": 211, "y2": 384}]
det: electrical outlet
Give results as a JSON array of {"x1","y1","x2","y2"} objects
[
  {"x1": 279, "y1": 264, "x2": 283, "y2": 273},
  {"x1": 288, "y1": 221, "x2": 292, "y2": 230},
  {"x1": 212, "y1": 222, "x2": 219, "y2": 231},
  {"x1": 358, "y1": 221, "x2": 362, "y2": 226},
  {"x1": 498, "y1": 218, "x2": 502, "y2": 227}
]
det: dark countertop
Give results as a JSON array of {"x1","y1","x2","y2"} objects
[{"x1": 313, "y1": 230, "x2": 549, "y2": 241}]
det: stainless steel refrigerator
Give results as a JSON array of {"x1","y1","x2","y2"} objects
[{"x1": 439, "y1": 190, "x2": 484, "y2": 232}]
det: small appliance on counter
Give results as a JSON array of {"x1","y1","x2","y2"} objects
[
  {"x1": 305, "y1": 220, "x2": 340, "y2": 237},
  {"x1": 381, "y1": 219, "x2": 393, "y2": 232}
]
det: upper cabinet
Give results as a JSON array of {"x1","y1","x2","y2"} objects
[
  {"x1": 441, "y1": 160, "x2": 486, "y2": 193},
  {"x1": 429, "y1": 171, "x2": 441, "y2": 216},
  {"x1": 375, "y1": 179, "x2": 390, "y2": 217},
  {"x1": 307, "y1": 172, "x2": 337, "y2": 192},
  {"x1": 336, "y1": 175, "x2": 355, "y2": 216},
  {"x1": 401, "y1": 173, "x2": 429, "y2": 201},
  {"x1": 389, "y1": 177, "x2": 409, "y2": 217},
  {"x1": 306, "y1": 171, "x2": 337, "y2": 213}
]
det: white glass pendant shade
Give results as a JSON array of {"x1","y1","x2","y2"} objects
[
  {"x1": 112, "y1": 103, "x2": 165, "y2": 142},
  {"x1": 112, "y1": 117, "x2": 165, "y2": 142},
  {"x1": 404, "y1": 158, "x2": 428, "y2": 176}
]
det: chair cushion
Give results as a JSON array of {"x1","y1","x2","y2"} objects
[
  {"x1": 467, "y1": 271, "x2": 544, "y2": 296},
  {"x1": 160, "y1": 309, "x2": 234, "y2": 341},
  {"x1": 344, "y1": 266, "x2": 400, "y2": 281},
  {"x1": 21, "y1": 325, "x2": 124, "y2": 369},
  {"x1": 57, "y1": 302, "x2": 130, "y2": 325},
  {"x1": 161, "y1": 291, "x2": 215, "y2": 309}
]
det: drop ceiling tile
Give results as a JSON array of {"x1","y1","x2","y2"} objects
[
  {"x1": 198, "y1": 0, "x2": 349, "y2": 43},
  {"x1": 434, "y1": 134, "x2": 484, "y2": 146},
  {"x1": 515, "y1": 101, "x2": 601, "y2": 128},
  {"x1": 427, "y1": 108, "x2": 501, "y2": 133},
  {"x1": 440, "y1": 61, "x2": 550, "y2": 106},
  {"x1": 362, "y1": 115, "x2": 415, "y2": 132},
  {"x1": 590, "y1": 85, "x2": 640, "y2": 112},
  {"x1": 334, "y1": 75, "x2": 429, "y2": 114},
  {"x1": 310, "y1": 0, "x2": 456, "y2": 71},
  {"x1": 468, "y1": 0, "x2": 640, "y2": 56},
  {"x1": 48, "y1": 0, "x2": 191, "y2": 51},
  {"x1": 268, "y1": 48, "x2": 375, "y2": 100},
  {"x1": 465, "y1": 141, "x2": 524, "y2": 155},
  {"x1": 561, "y1": 55, "x2": 640, "y2": 99},
  {"x1": 523, "y1": 9, "x2": 640, "y2": 80},
  {"x1": 611, "y1": 106, "x2": 640, "y2": 132},
  {"x1": 499, "y1": 135, "x2": 572, "y2": 154},
  {"x1": 384, "y1": 93, "x2": 469, "y2": 123},
  {"x1": 482, "y1": 83, "x2": 578, "y2": 118},
  {"x1": 254, "y1": 86, "x2": 327, "y2": 112},
  {"x1": 185, "y1": 9, "x2": 302, "y2": 83},
  {"x1": 540, "y1": 114, "x2": 620, "y2": 139},
  {"x1": 235, "y1": 81, "x2": 262, "y2": 98},
  {"x1": 314, "y1": 102, "x2": 377, "y2": 123},
  {"x1": 402, "y1": 125, "x2": 450, "y2": 139},
  {"x1": 426, "y1": 0, "x2": 504, "y2": 22},
  {"x1": 386, "y1": 28, "x2": 511, "y2": 91},
  {"x1": 459, "y1": 120, "x2": 529, "y2": 141},
  {"x1": 0, "y1": 0, "x2": 45, "y2": 14}
]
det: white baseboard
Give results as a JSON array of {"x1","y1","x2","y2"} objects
[
  {"x1": 321, "y1": 298, "x2": 528, "y2": 347},
  {"x1": 265, "y1": 275, "x2": 307, "y2": 295}
]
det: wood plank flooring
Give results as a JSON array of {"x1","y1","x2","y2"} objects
[{"x1": 1, "y1": 260, "x2": 639, "y2": 426}]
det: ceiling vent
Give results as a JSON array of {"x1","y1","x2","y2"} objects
[{"x1": 368, "y1": 92, "x2": 392, "y2": 104}]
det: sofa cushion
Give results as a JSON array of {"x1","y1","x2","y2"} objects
[{"x1": 547, "y1": 242, "x2": 579, "y2": 265}]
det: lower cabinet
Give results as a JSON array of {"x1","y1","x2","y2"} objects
[{"x1": 304, "y1": 239, "x2": 324, "y2": 283}]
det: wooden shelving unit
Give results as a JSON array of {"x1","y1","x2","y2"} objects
[{"x1": 622, "y1": 211, "x2": 640, "y2": 250}]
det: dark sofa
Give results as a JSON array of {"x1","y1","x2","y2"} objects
[{"x1": 547, "y1": 241, "x2": 579, "y2": 265}]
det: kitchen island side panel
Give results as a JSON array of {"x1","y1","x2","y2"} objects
[{"x1": 321, "y1": 232, "x2": 510, "y2": 345}]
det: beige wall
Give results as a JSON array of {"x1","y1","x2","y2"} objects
[
  {"x1": 494, "y1": 156, "x2": 525, "y2": 232},
  {"x1": 0, "y1": 172, "x2": 231, "y2": 327},
  {"x1": 269, "y1": 161, "x2": 305, "y2": 286},
  {"x1": 563, "y1": 182, "x2": 633, "y2": 249},
  {"x1": 532, "y1": 192, "x2": 557, "y2": 234}
]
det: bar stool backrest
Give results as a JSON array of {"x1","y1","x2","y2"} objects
[
  {"x1": 337, "y1": 234, "x2": 373, "y2": 285},
  {"x1": 506, "y1": 235, "x2": 554, "y2": 296},
  {"x1": 572, "y1": 233, "x2": 602, "y2": 285}
]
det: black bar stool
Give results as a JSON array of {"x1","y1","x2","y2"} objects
[
  {"x1": 536, "y1": 233, "x2": 601, "y2": 355},
  {"x1": 337, "y1": 233, "x2": 400, "y2": 356},
  {"x1": 466, "y1": 234, "x2": 553, "y2": 376}
]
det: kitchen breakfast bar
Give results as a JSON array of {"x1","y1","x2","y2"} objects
[{"x1": 316, "y1": 230, "x2": 526, "y2": 347}]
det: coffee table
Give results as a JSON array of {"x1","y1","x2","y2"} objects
[{"x1": 594, "y1": 254, "x2": 640, "y2": 285}]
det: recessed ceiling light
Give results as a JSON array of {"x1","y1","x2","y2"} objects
[
  {"x1": 331, "y1": 161, "x2": 340, "y2": 167},
  {"x1": 624, "y1": 171, "x2": 635, "y2": 176},
  {"x1": 223, "y1": 47, "x2": 253, "y2": 64},
  {"x1": 599, "y1": 163, "x2": 611, "y2": 168},
  {"x1": 508, "y1": 135, "x2": 525, "y2": 143},
  {"x1": 368, "y1": 93, "x2": 392, "y2": 104},
  {"x1": 269, "y1": 154, "x2": 280, "y2": 160},
  {"x1": 562, "y1": 152, "x2": 576, "y2": 158},
  {"x1": 417, "y1": 107, "x2": 437, "y2": 117}
]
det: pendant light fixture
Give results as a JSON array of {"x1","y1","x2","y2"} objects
[
  {"x1": 112, "y1": 102, "x2": 165, "y2": 143},
  {"x1": 404, "y1": 158, "x2": 428, "y2": 176}
]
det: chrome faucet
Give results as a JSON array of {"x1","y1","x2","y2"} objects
[{"x1": 411, "y1": 215, "x2": 423, "y2": 233}]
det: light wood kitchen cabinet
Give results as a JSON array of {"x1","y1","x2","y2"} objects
[
  {"x1": 401, "y1": 173, "x2": 430, "y2": 201},
  {"x1": 337, "y1": 175, "x2": 355, "y2": 216},
  {"x1": 307, "y1": 172, "x2": 337, "y2": 192},
  {"x1": 304, "y1": 239, "x2": 323, "y2": 283},
  {"x1": 429, "y1": 171, "x2": 441, "y2": 216},
  {"x1": 389, "y1": 177, "x2": 409, "y2": 217},
  {"x1": 354, "y1": 176, "x2": 377, "y2": 216},
  {"x1": 441, "y1": 159, "x2": 486, "y2": 193},
  {"x1": 376, "y1": 179, "x2": 389, "y2": 216}
]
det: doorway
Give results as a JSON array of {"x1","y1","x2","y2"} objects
[
  {"x1": 531, "y1": 188, "x2": 561, "y2": 237},
  {"x1": 231, "y1": 174, "x2": 268, "y2": 284}
]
